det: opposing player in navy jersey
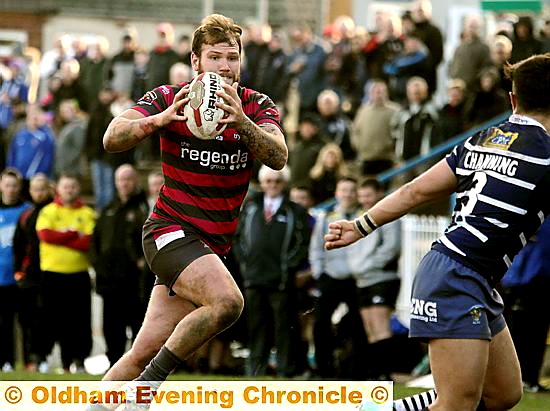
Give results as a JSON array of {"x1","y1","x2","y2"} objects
[
  {"x1": 87, "y1": 14, "x2": 287, "y2": 410},
  {"x1": 325, "y1": 53, "x2": 550, "y2": 411}
]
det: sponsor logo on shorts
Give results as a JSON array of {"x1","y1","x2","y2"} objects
[
  {"x1": 410, "y1": 298, "x2": 438, "y2": 323},
  {"x1": 155, "y1": 230, "x2": 185, "y2": 250},
  {"x1": 372, "y1": 295, "x2": 384, "y2": 304},
  {"x1": 469, "y1": 305, "x2": 483, "y2": 325}
]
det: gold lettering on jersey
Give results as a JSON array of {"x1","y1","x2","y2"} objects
[
  {"x1": 464, "y1": 152, "x2": 518, "y2": 176},
  {"x1": 482, "y1": 128, "x2": 518, "y2": 150}
]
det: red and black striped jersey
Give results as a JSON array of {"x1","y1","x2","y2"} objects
[{"x1": 133, "y1": 83, "x2": 282, "y2": 255}]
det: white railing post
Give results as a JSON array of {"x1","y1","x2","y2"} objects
[{"x1": 395, "y1": 215, "x2": 450, "y2": 327}]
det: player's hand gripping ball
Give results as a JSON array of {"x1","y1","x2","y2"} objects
[{"x1": 184, "y1": 72, "x2": 228, "y2": 139}]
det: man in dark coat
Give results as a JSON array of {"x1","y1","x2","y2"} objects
[
  {"x1": 91, "y1": 164, "x2": 149, "y2": 366},
  {"x1": 234, "y1": 165, "x2": 311, "y2": 377}
]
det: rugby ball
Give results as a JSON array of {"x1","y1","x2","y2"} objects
[{"x1": 184, "y1": 72, "x2": 228, "y2": 139}]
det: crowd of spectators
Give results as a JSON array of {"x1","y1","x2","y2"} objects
[
  {"x1": 4, "y1": 3, "x2": 547, "y2": 196},
  {"x1": 0, "y1": 0, "x2": 549, "y2": 381}
]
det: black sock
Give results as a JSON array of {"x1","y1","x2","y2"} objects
[
  {"x1": 370, "y1": 337, "x2": 394, "y2": 379},
  {"x1": 137, "y1": 346, "x2": 183, "y2": 383},
  {"x1": 393, "y1": 389, "x2": 436, "y2": 411},
  {"x1": 394, "y1": 392, "x2": 486, "y2": 411}
]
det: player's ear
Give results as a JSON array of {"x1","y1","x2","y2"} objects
[{"x1": 191, "y1": 52, "x2": 200, "y2": 72}]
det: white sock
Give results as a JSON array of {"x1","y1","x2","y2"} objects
[{"x1": 393, "y1": 389, "x2": 436, "y2": 411}]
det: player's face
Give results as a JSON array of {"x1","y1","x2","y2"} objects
[{"x1": 192, "y1": 42, "x2": 241, "y2": 84}]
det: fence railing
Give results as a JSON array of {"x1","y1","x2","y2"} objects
[
  {"x1": 378, "y1": 111, "x2": 511, "y2": 184},
  {"x1": 395, "y1": 215, "x2": 450, "y2": 327}
]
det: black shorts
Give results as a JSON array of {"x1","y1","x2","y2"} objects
[
  {"x1": 357, "y1": 279, "x2": 401, "y2": 309},
  {"x1": 142, "y1": 226, "x2": 214, "y2": 296}
]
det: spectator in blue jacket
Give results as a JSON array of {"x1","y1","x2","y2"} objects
[
  {"x1": 0, "y1": 59, "x2": 29, "y2": 132},
  {"x1": 288, "y1": 25, "x2": 327, "y2": 116},
  {"x1": 1, "y1": 59, "x2": 30, "y2": 171},
  {"x1": 383, "y1": 36, "x2": 432, "y2": 104},
  {"x1": 0, "y1": 168, "x2": 30, "y2": 372},
  {"x1": 7, "y1": 105, "x2": 56, "y2": 181}
]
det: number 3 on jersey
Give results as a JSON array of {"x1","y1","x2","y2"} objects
[{"x1": 458, "y1": 171, "x2": 488, "y2": 218}]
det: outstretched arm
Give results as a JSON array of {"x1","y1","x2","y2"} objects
[
  {"x1": 217, "y1": 82, "x2": 288, "y2": 170},
  {"x1": 325, "y1": 159, "x2": 458, "y2": 250},
  {"x1": 103, "y1": 87, "x2": 190, "y2": 153}
]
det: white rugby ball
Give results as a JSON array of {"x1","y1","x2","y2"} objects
[{"x1": 184, "y1": 72, "x2": 228, "y2": 139}]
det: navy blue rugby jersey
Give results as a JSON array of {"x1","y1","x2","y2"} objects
[
  {"x1": 432, "y1": 114, "x2": 550, "y2": 284},
  {"x1": 132, "y1": 83, "x2": 282, "y2": 255}
]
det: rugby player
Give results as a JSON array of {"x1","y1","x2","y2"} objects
[{"x1": 325, "y1": 53, "x2": 550, "y2": 411}]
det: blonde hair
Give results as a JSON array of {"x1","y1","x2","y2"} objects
[{"x1": 309, "y1": 143, "x2": 349, "y2": 180}]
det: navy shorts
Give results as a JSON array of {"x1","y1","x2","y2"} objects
[
  {"x1": 142, "y1": 223, "x2": 214, "y2": 296},
  {"x1": 357, "y1": 279, "x2": 401, "y2": 309},
  {"x1": 409, "y1": 250, "x2": 506, "y2": 341}
]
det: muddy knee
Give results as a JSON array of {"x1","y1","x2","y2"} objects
[{"x1": 213, "y1": 291, "x2": 244, "y2": 330}]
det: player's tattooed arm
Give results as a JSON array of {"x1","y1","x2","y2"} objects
[
  {"x1": 238, "y1": 118, "x2": 288, "y2": 170},
  {"x1": 103, "y1": 110, "x2": 162, "y2": 152},
  {"x1": 104, "y1": 87, "x2": 188, "y2": 153},
  {"x1": 216, "y1": 82, "x2": 288, "y2": 169}
]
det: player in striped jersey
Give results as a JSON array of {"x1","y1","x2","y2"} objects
[
  {"x1": 325, "y1": 54, "x2": 550, "y2": 411},
  {"x1": 86, "y1": 14, "x2": 287, "y2": 411}
]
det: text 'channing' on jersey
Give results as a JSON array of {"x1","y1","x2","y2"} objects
[{"x1": 433, "y1": 115, "x2": 550, "y2": 284}]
